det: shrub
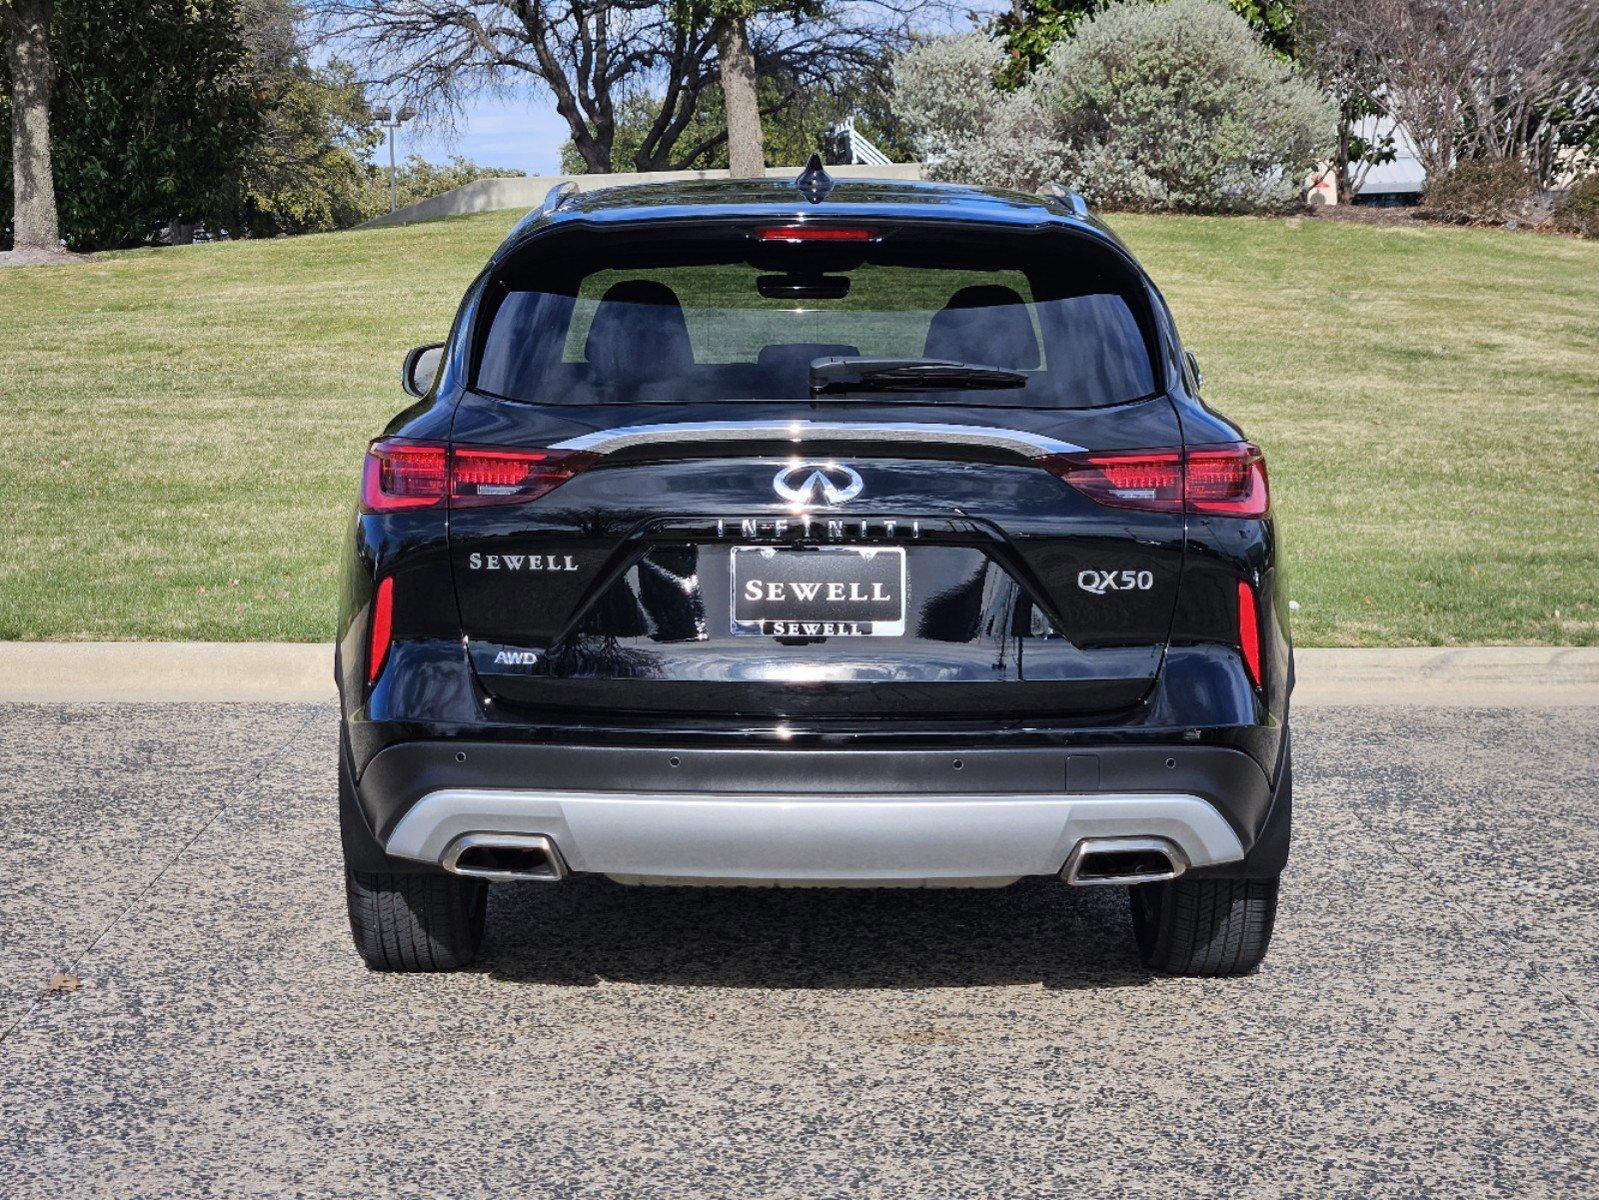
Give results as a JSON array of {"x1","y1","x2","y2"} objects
[
  {"x1": 908, "y1": 0, "x2": 1336, "y2": 214},
  {"x1": 892, "y1": 34, "x2": 1007, "y2": 161},
  {"x1": 940, "y1": 93, "x2": 1072, "y2": 194},
  {"x1": 1421, "y1": 159, "x2": 1545, "y2": 227},
  {"x1": 1032, "y1": 0, "x2": 1334, "y2": 211},
  {"x1": 1552, "y1": 173, "x2": 1599, "y2": 239}
]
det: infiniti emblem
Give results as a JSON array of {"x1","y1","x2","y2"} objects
[{"x1": 772, "y1": 461, "x2": 865, "y2": 506}]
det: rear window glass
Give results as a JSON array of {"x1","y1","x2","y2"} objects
[{"x1": 476, "y1": 230, "x2": 1157, "y2": 408}]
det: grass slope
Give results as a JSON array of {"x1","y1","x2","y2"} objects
[{"x1": 0, "y1": 211, "x2": 1594, "y2": 644}]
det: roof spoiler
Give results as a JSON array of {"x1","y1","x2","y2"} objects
[
  {"x1": 537, "y1": 180, "x2": 579, "y2": 217},
  {"x1": 498, "y1": 180, "x2": 580, "y2": 251},
  {"x1": 1039, "y1": 182, "x2": 1090, "y2": 218}
]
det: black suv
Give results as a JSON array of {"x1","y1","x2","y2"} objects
[{"x1": 336, "y1": 163, "x2": 1292, "y2": 976}]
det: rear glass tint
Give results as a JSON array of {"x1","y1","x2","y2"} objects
[{"x1": 476, "y1": 230, "x2": 1157, "y2": 408}]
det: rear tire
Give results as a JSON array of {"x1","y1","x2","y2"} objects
[
  {"x1": 345, "y1": 866, "x2": 487, "y2": 972},
  {"x1": 1130, "y1": 875, "x2": 1279, "y2": 976}
]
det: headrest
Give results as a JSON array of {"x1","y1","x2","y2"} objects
[
  {"x1": 923, "y1": 285, "x2": 1040, "y2": 371},
  {"x1": 584, "y1": 280, "x2": 693, "y2": 378}
]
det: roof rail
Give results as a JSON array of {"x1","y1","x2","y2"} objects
[
  {"x1": 538, "y1": 180, "x2": 579, "y2": 217},
  {"x1": 1039, "y1": 182, "x2": 1090, "y2": 218},
  {"x1": 795, "y1": 154, "x2": 835, "y2": 204}
]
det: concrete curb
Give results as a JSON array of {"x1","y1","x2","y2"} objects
[
  {"x1": 0, "y1": 643, "x2": 335, "y2": 703},
  {"x1": 0, "y1": 643, "x2": 1594, "y2": 706}
]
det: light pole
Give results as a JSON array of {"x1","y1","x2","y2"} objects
[{"x1": 375, "y1": 103, "x2": 417, "y2": 213}]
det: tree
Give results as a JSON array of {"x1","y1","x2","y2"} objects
[
  {"x1": 558, "y1": 62, "x2": 911, "y2": 171},
  {"x1": 989, "y1": 0, "x2": 1296, "y2": 88},
  {"x1": 1304, "y1": 0, "x2": 1599, "y2": 186},
  {"x1": 688, "y1": 1, "x2": 832, "y2": 179},
  {"x1": 237, "y1": 58, "x2": 383, "y2": 234},
  {"x1": 55, "y1": 0, "x2": 257, "y2": 246},
  {"x1": 1298, "y1": 0, "x2": 1394, "y2": 204},
  {"x1": 2, "y1": 0, "x2": 59, "y2": 251},
  {"x1": 238, "y1": 2, "x2": 525, "y2": 234},
  {"x1": 2, "y1": 0, "x2": 258, "y2": 249},
  {"x1": 235, "y1": 0, "x2": 384, "y2": 234},
  {"x1": 311, "y1": 0, "x2": 916, "y2": 173}
]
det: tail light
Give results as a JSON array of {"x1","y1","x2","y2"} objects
[
  {"x1": 1049, "y1": 449, "x2": 1183, "y2": 512},
  {"x1": 367, "y1": 575, "x2": 394, "y2": 684},
  {"x1": 449, "y1": 446, "x2": 598, "y2": 507},
  {"x1": 361, "y1": 441, "x2": 447, "y2": 512},
  {"x1": 1186, "y1": 444, "x2": 1269, "y2": 516},
  {"x1": 1237, "y1": 579, "x2": 1263, "y2": 688},
  {"x1": 1046, "y1": 443, "x2": 1269, "y2": 518},
  {"x1": 360, "y1": 438, "x2": 597, "y2": 513}
]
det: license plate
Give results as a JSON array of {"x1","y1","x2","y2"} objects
[{"x1": 731, "y1": 547, "x2": 906, "y2": 637}]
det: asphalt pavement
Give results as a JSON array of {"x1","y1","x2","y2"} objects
[{"x1": 0, "y1": 702, "x2": 1595, "y2": 1198}]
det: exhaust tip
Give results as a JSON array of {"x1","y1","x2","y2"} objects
[
  {"x1": 1062, "y1": 837, "x2": 1186, "y2": 887},
  {"x1": 442, "y1": 833, "x2": 568, "y2": 883}
]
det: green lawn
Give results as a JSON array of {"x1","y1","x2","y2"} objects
[{"x1": 0, "y1": 210, "x2": 1595, "y2": 644}]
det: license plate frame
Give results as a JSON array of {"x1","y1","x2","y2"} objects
[{"x1": 730, "y1": 546, "x2": 907, "y2": 638}]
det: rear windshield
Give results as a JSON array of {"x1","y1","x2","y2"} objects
[{"x1": 475, "y1": 228, "x2": 1158, "y2": 408}]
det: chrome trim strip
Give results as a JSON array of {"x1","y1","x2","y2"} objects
[
  {"x1": 385, "y1": 790, "x2": 1244, "y2": 885},
  {"x1": 548, "y1": 420, "x2": 1084, "y2": 459}
]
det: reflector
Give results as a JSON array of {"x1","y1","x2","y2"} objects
[
  {"x1": 1237, "y1": 579, "x2": 1262, "y2": 687},
  {"x1": 367, "y1": 575, "x2": 394, "y2": 684}
]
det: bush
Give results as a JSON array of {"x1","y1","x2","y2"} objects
[
  {"x1": 1422, "y1": 159, "x2": 1546, "y2": 227},
  {"x1": 892, "y1": 34, "x2": 1007, "y2": 162},
  {"x1": 1552, "y1": 173, "x2": 1599, "y2": 239},
  {"x1": 907, "y1": 0, "x2": 1336, "y2": 214}
]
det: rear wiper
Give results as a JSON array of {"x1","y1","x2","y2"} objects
[{"x1": 809, "y1": 356, "x2": 1028, "y2": 397}]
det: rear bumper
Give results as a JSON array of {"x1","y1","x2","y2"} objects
[
  {"x1": 387, "y1": 787, "x2": 1243, "y2": 886},
  {"x1": 346, "y1": 739, "x2": 1289, "y2": 885}
]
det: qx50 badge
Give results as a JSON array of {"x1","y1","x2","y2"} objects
[
  {"x1": 1078, "y1": 569, "x2": 1155, "y2": 595},
  {"x1": 773, "y1": 461, "x2": 864, "y2": 506}
]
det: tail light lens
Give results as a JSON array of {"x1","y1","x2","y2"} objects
[
  {"x1": 755, "y1": 225, "x2": 875, "y2": 242},
  {"x1": 1186, "y1": 444, "x2": 1269, "y2": 516},
  {"x1": 1046, "y1": 443, "x2": 1269, "y2": 518},
  {"x1": 1237, "y1": 579, "x2": 1262, "y2": 688},
  {"x1": 367, "y1": 575, "x2": 394, "y2": 683},
  {"x1": 361, "y1": 441, "x2": 447, "y2": 512},
  {"x1": 360, "y1": 439, "x2": 597, "y2": 513},
  {"x1": 449, "y1": 446, "x2": 598, "y2": 507},
  {"x1": 1048, "y1": 449, "x2": 1184, "y2": 512}
]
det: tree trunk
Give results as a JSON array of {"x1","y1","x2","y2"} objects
[
  {"x1": 715, "y1": 15, "x2": 764, "y2": 179},
  {"x1": 1335, "y1": 104, "x2": 1354, "y2": 205},
  {"x1": 574, "y1": 127, "x2": 611, "y2": 174},
  {"x1": 5, "y1": 0, "x2": 60, "y2": 251}
]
